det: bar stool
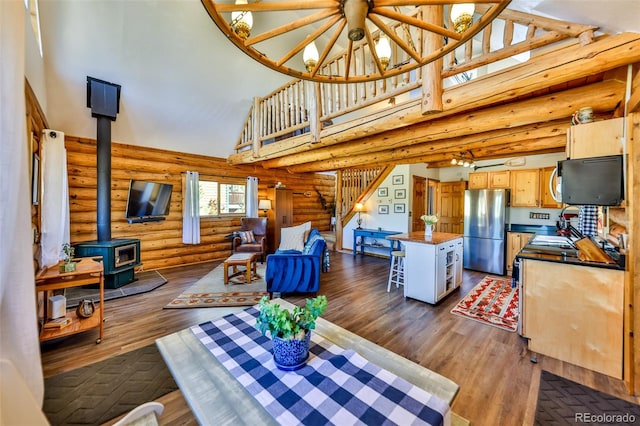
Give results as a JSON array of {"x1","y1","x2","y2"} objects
[{"x1": 387, "y1": 250, "x2": 405, "y2": 292}]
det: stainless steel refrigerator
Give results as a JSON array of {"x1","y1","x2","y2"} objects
[{"x1": 463, "y1": 189, "x2": 510, "y2": 275}]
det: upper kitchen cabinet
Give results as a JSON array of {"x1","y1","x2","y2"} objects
[
  {"x1": 539, "y1": 167, "x2": 562, "y2": 208},
  {"x1": 468, "y1": 170, "x2": 510, "y2": 189},
  {"x1": 566, "y1": 118, "x2": 624, "y2": 159},
  {"x1": 510, "y1": 169, "x2": 540, "y2": 207}
]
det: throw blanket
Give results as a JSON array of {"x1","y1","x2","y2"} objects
[{"x1": 191, "y1": 307, "x2": 450, "y2": 426}]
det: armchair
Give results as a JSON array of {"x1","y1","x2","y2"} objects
[
  {"x1": 265, "y1": 228, "x2": 326, "y2": 296},
  {"x1": 232, "y1": 217, "x2": 267, "y2": 263}
]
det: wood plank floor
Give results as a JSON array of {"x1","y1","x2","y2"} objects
[{"x1": 40, "y1": 251, "x2": 637, "y2": 426}]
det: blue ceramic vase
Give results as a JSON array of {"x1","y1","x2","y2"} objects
[{"x1": 272, "y1": 332, "x2": 311, "y2": 371}]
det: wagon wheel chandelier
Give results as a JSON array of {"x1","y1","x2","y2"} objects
[{"x1": 201, "y1": 0, "x2": 512, "y2": 83}]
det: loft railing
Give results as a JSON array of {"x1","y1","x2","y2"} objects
[{"x1": 234, "y1": 7, "x2": 596, "y2": 156}]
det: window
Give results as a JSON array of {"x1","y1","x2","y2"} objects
[
  {"x1": 198, "y1": 178, "x2": 246, "y2": 217},
  {"x1": 25, "y1": 0, "x2": 43, "y2": 57}
]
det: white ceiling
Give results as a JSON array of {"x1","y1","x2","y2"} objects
[{"x1": 35, "y1": 1, "x2": 640, "y2": 160}]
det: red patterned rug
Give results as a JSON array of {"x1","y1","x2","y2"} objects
[{"x1": 450, "y1": 276, "x2": 519, "y2": 332}]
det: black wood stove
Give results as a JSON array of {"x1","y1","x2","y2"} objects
[{"x1": 76, "y1": 77, "x2": 141, "y2": 288}]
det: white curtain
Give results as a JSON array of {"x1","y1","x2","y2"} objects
[
  {"x1": 182, "y1": 171, "x2": 201, "y2": 244},
  {"x1": 0, "y1": 0, "x2": 44, "y2": 407},
  {"x1": 39, "y1": 130, "x2": 70, "y2": 268},
  {"x1": 246, "y1": 176, "x2": 259, "y2": 218}
]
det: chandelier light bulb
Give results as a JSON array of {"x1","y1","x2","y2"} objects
[
  {"x1": 376, "y1": 35, "x2": 392, "y2": 71},
  {"x1": 303, "y1": 42, "x2": 319, "y2": 72},
  {"x1": 463, "y1": 160, "x2": 470, "y2": 167},
  {"x1": 451, "y1": 3, "x2": 475, "y2": 33},
  {"x1": 451, "y1": 158, "x2": 458, "y2": 165},
  {"x1": 231, "y1": 0, "x2": 253, "y2": 40}
]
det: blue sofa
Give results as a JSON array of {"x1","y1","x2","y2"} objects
[{"x1": 265, "y1": 229, "x2": 327, "y2": 296}]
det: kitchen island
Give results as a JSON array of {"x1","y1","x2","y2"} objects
[{"x1": 388, "y1": 232, "x2": 463, "y2": 304}]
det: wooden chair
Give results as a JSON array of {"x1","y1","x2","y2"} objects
[{"x1": 232, "y1": 217, "x2": 267, "y2": 263}]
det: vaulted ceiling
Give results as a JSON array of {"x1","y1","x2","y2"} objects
[{"x1": 32, "y1": 1, "x2": 640, "y2": 172}]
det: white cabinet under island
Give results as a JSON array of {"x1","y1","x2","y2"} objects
[{"x1": 388, "y1": 232, "x2": 463, "y2": 304}]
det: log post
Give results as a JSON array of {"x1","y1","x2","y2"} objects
[
  {"x1": 252, "y1": 97, "x2": 261, "y2": 158},
  {"x1": 307, "y1": 81, "x2": 322, "y2": 143},
  {"x1": 335, "y1": 169, "x2": 343, "y2": 251},
  {"x1": 421, "y1": 5, "x2": 443, "y2": 114}
]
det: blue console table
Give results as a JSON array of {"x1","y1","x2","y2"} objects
[{"x1": 353, "y1": 228, "x2": 402, "y2": 259}]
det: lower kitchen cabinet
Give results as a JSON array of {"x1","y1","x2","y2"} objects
[
  {"x1": 506, "y1": 232, "x2": 532, "y2": 275},
  {"x1": 520, "y1": 259, "x2": 623, "y2": 378}
]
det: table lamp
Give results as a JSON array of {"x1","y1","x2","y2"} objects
[
  {"x1": 258, "y1": 199, "x2": 272, "y2": 216},
  {"x1": 355, "y1": 203, "x2": 365, "y2": 229}
]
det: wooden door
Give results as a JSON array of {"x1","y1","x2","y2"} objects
[
  {"x1": 411, "y1": 175, "x2": 427, "y2": 232},
  {"x1": 436, "y1": 181, "x2": 466, "y2": 233},
  {"x1": 267, "y1": 188, "x2": 293, "y2": 253}
]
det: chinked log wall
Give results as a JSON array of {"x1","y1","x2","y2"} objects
[{"x1": 64, "y1": 136, "x2": 335, "y2": 271}]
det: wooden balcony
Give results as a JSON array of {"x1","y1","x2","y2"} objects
[{"x1": 223, "y1": 6, "x2": 640, "y2": 174}]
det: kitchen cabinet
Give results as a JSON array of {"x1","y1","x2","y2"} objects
[
  {"x1": 509, "y1": 167, "x2": 562, "y2": 208},
  {"x1": 266, "y1": 188, "x2": 293, "y2": 253},
  {"x1": 468, "y1": 172, "x2": 488, "y2": 189},
  {"x1": 520, "y1": 258, "x2": 623, "y2": 378},
  {"x1": 389, "y1": 233, "x2": 463, "y2": 304},
  {"x1": 539, "y1": 166, "x2": 562, "y2": 208},
  {"x1": 510, "y1": 169, "x2": 540, "y2": 207},
  {"x1": 468, "y1": 171, "x2": 510, "y2": 189},
  {"x1": 566, "y1": 118, "x2": 624, "y2": 159},
  {"x1": 489, "y1": 170, "x2": 511, "y2": 188},
  {"x1": 506, "y1": 232, "x2": 532, "y2": 275}
]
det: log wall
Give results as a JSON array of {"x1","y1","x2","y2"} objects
[{"x1": 65, "y1": 136, "x2": 335, "y2": 271}]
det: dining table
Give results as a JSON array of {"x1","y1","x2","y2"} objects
[{"x1": 156, "y1": 299, "x2": 464, "y2": 425}]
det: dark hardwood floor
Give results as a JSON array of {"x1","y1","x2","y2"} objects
[{"x1": 40, "y1": 251, "x2": 637, "y2": 426}]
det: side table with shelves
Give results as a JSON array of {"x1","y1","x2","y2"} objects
[
  {"x1": 35, "y1": 257, "x2": 104, "y2": 344},
  {"x1": 352, "y1": 228, "x2": 402, "y2": 260}
]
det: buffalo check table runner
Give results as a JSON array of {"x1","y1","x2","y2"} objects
[{"x1": 191, "y1": 307, "x2": 451, "y2": 426}]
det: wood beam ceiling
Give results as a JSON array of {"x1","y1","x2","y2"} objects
[
  {"x1": 227, "y1": 32, "x2": 640, "y2": 173},
  {"x1": 275, "y1": 79, "x2": 625, "y2": 172}
]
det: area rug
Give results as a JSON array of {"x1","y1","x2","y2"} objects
[
  {"x1": 43, "y1": 344, "x2": 178, "y2": 425},
  {"x1": 64, "y1": 270, "x2": 168, "y2": 308},
  {"x1": 164, "y1": 262, "x2": 268, "y2": 309},
  {"x1": 450, "y1": 276, "x2": 519, "y2": 332},
  {"x1": 535, "y1": 370, "x2": 640, "y2": 425}
]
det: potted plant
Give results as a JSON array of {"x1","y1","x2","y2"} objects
[
  {"x1": 60, "y1": 242, "x2": 77, "y2": 273},
  {"x1": 256, "y1": 295, "x2": 327, "y2": 371}
]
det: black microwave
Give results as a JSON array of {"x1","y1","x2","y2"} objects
[{"x1": 558, "y1": 155, "x2": 624, "y2": 206}]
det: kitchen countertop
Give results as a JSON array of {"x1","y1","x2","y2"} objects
[
  {"x1": 387, "y1": 232, "x2": 463, "y2": 245},
  {"x1": 517, "y1": 240, "x2": 625, "y2": 270}
]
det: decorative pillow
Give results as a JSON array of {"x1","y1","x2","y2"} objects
[
  {"x1": 279, "y1": 221, "x2": 311, "y2": 251},
  {"x1": 302, "y1": 233, "x2": 324, "y2": 255},
  {"x1": 239, "y1": 230, "x2": 256, "y2": 244}
]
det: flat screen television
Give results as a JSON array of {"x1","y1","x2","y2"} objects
[
  {"x1": 125, "y1": 180, "x2": 173, "y2": 220},
  {"x1": 558, "y1": 155, "x2": 624, "y2": 206}
]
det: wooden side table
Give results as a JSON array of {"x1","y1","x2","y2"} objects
[
  {"x1": 223, "y1": 253, "x2": 257, "y2": 284},
  {"x1": 35, "y1": 257, "x2": 104, "y2": 344}
]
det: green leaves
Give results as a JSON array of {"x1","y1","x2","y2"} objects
[{"x1": 256, "y1": 295, "x2": 328, "y2": 340}]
